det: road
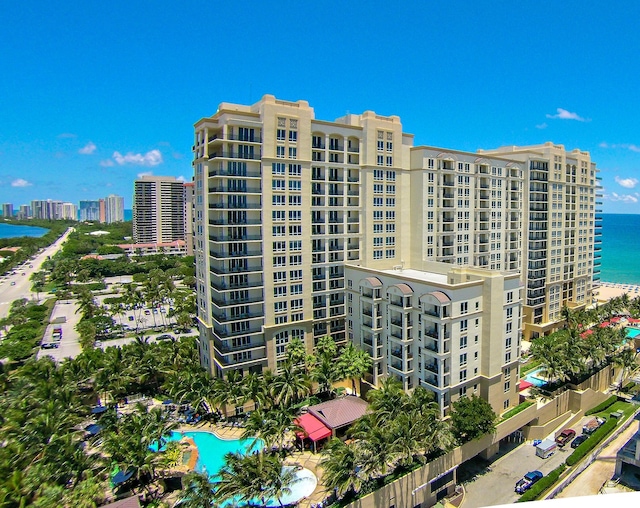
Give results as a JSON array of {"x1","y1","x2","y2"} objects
[
  {"x1": 0, "y1": 227, "x2": 74, "y2": 319},
  {"x1": 463, "y1": 413, "x2": 603, "y2": 508}
]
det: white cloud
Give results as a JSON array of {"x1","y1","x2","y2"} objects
[
  {"x1": 535, "y1": 122, "x2": 547, "y2": 130},
  {"x1": 605, "y1": 192, "x2": 639, "y2": 203},
  {"x1": 176, "y1": 175, "x2": 187, "y2": 182},
  {"x1": 78, "y1": 141, "x2": 97, "y2": 154},
  {"x1": 11, "y1": 178, "x2": 32, "y2": 187},
  {"x1": 113, "y1": 149, "x2": 163, "y2": 166},
  {"x1": 546, "y1": 108, "x2": 587, "y2": 122},
  {"x1": 137, "y1": 171, "x2": 153, "y2": 178},
  {"x1": 100, "y1": 159, "x2": 115, "y2": 167},
  {"x1": 57, "y1": 132, "x2": 77, "y2": 139},
  {"x1": 615, "y1": 176, "x2": 639, "y2": 189},
  {"x1": 600, "y1": 142, "x2": 640, "y2": 153}
]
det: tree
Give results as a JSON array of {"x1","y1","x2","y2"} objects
[
  {"x1": 335, "y1": 343, "x2": 372, "y2": 395},
  {"x1": 613, "y1": 348, "x2": 639, "y2": 391},
  {"x1": 177, "y1": 471, "x2": 219, "y2": 508},
  {"x1": 319, "y1": 438, "x2": 365, "y2": 498},
  {"x1": 449, "y1": 395, "x2": 496, "y2": 443}
]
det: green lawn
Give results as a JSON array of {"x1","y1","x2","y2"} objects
[{"x1": 593, "y1": 400, "x2": 637, "y2": 421}]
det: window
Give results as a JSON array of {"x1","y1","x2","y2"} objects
[
  {"x1": 460, "y1": 336, "x2": 467, "y2": 348},
  {"x1": 273, "y1": 271, "x2": 286, "y2": 282},
  {"x1": 386, "y1": 141, "x2": 393, "y2": 152},
  {"x1": 289, "y1": 164, "x2": 301, "y2": 176},
  {"x1": 460, "y1": 319, "x2": 468, "y2": 331},
  {"x1": 272, "y1": 241, "x2": 286, "y2": 252},
  {"x1": 288, "y1": 147, "x2": 297, "y2": 159},
  {"x1": 289, "y1": 131, "x2": 297, "y2": 142},
  {"x1": 505, "y1": 351, "x2": 511, "y2": 363},
  {"x1": 373, "y1": 223, "x2": 383, "y2": 233},
  {"x1": 289, "y1": 225, "x2": 302, "y2": 236},
  {"x1": 459, "y1": 369, "x2": 467, "y2": 382},
  {"x1": 289, "y1": 240, "x2": 302, "y2": 251},
  {"x1": 276, "y1": 146, "x2": 285, "y2": 158},
  {"x1": 272, "y1": 195, "x2": 286, "y2": 206},
  {"x1": 373, "y1": 211, "x2": 383, "y2": 220},
  {"x1": 276, "y1": 129, "x2": 286, "y2": 141},
  {"x1": 386, "y1": 156, "x2": 393, "y2": 167},
  {"x1": 272, "y1": 210, "x2": 286, "y2": 222},
  {"x1": 386, "y1": 197, "x2": 395, "y2": 207},
  {"x1": 272, "y1": 179, "x2": 285, "y2": 190},
  {"x1": 373, "y1": 249, "x2": 383, "y2": 260},
  {"x1": 377, "y1": 155, "x2": 384, "y2": 166},
  {"x1": 274, "y1": 301, "x2": 287, "y2": 313},
  {"x1": 386, "y1": 185, "x2": 395, "y2": 194},
  {"x1": 275, "y1": 315, "x2": 287, "y2": 324},
  {"x1": 289, "y1": 180, "x2": 301, "y2": 191},
  {"x1": 386, "y1": 223, "x2": 395, "y2": 232},
  {"x1": 273, "y1": 256, "x2": 286, "y2": 267},
  {"x1": 274, "y1": 286, "x2": 287, "y2": 298},
  {"x1": 374, "y1": 184, "x2": 384, "y2": 194},
  {"x1": 386, "y1": 211, "x2": 395, "y2": 220},
  {"x1": 373, "y1": 197, "x2": 383, "y2": 206},
  {"x1": 460, "y1": 302, "x2": 468, "y2": 314},
  {"x1": 291, "y1": 298, "x2": 303, "y2": 310},
  {"x1": 507, "y1": 291, "x2": 513, "y2": 303},
  {"x1": 290, "y1": 284, "x2": 303, "y2": 295},
  {"x1": 460, "y1": 353, "x2": 467, "y2": 366},
  {"x1": 290, "y1": 269, "x2": 303, "y2": 280},
  {"x1": 386, "y1": 170, "x2": 396, "y2": 181},
  {"x1": 289, "y1": 210, "x2": 301, "y2": 221},
  {"x1": 386, "y1": 249, "x2": 395, "y2": 258},
  {"x1": 290, "y1": 255, "x2": 302, "y2": 265},
  {"x1": 272, "y1": 162, "x2": 286, "y2": 175},
  {"x1": 373, "y1": 237, "x2": 383, "y2": 246},
  {"x1": 273, "y1": 225, "x2": 285, "y2": 236},
  {"x1": 505, "y1": 337, "x2": 512, "y2": 348},
  {"x1": 504, "y1": 381, "x2": 510, "y2": 392},
  {"x1": 374, "y1": 169, "x2": 384, "y2": 180},
  {"x1": 289, "y1": 195, "x2": 301, "y2": 205},
  {"x1": 503, "y1": 399, "x2": 510, "y2": 410}
]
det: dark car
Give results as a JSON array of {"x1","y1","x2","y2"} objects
[
  {"x1": 555, "y1": 429, "x2": 576, "y2": 447},
  {"x1": 515, "y1": 471, "x2": 544, "y2": 494},
  {"x1": 571, "y1": 434, "x2": 588, "y2": 449},
  {"x1": 157, "y1": 334, "x2": 175, "y2": 341},
  {"x1": 41, "y1": 342, "x2": 59, "y2": 349}
]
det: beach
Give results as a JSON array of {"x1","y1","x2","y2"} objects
[{"x1": 596, "y1": 281, "x2": 640, "y2": 303}]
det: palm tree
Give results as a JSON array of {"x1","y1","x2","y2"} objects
[
  {"x1": 613, "y1": 348, "x2": 639, "y2": 391},
  {"x1": 271, "y1": 361, "x2": 311, "y2": 407},
  {"x1": 335, "y1": 343, "x2": 372, "y2": 395},
  {"x1": 319, "y1": 438, "x2": 364, "y2": 499},
  {"x1": 366, "y1": 376, "x2": 406, "y2": 424},
  {"x1": 177, "y1": 471, "x2": 219, "y2": 508}
]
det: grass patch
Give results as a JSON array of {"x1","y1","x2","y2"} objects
[
  {"x1": 520, "y1": 359, "x2": 542, "y2": 375},
  {"x1": 500, "y1": 400, "x2": 535, "y2": 422},
  {"x1": 566, "y1": 418, "x2": 618, "y2": 466},
  {"x1": 593, "y1": 400, "x2": 636, "y2": 420}
]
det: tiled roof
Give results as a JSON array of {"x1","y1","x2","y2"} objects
[
  {"x1": 393, "y1": 283, "x2": 413, "y2": 295},
  {"x1": 363, "y1": 277, "x2": 383, "y2": 288},
  {"x1": 428, "y1": 291, "x2": 451, "y2": 303},
  {"x1": 308, "y1": 396, "x2": 368, "y2": 430}
]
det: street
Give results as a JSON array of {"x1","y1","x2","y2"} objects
[{"x1": 0, "y1": 227, "x2": 74, "y2": 319}]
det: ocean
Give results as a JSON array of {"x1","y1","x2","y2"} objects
[
  {"x1": 600, "y1": 213, "x2": 640, "y2": 284},
  {"x1": 124, "y1": 209, "x2": 132, "y2": 221},
  {"x1": 0, "y1": 223, "x2": 49, "y2": 239}
]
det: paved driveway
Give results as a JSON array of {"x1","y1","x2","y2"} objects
[{"x1": 36, "y1": 301, "x2": 82, "y2": 361}]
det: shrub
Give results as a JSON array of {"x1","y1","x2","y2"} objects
[
  {"x1": 585, "y1": 395, "x2": 617, "y2": 416},
  {"x1": 501, "y1": 400, "x2": 535, "y2": 421},
  {"x1": 565, "y1": 417, "x2": 617, "y2": 466},
  {"x1": 517, "y1": 464, "x2": 566, "y2": 502}
]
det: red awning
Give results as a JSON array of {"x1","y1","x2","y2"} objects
[
  {"x1": 519, "y1": 380, "x2": 533, "y2": 391},
  {"x1": 600, "y1": 322, "x2": 610, "y2": 328},
  {"x1": 611, "y1": 317, "x2": 621, "y2": 323},
  {"x1": 295, "y1": 413, "x2": 332, "y2": 442},
  {"x1": 580, "y1": 329, "x2": 594, "y2": 338}
]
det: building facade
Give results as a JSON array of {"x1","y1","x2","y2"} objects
[
  {"x1": 478, "y1": 143, "x2": 599, "y2": 340},
  {"x1": 345, "y1": 263, "x2": 522, "y2": 416},
  {"x1": 133, "y1": 176, "x2": 186, "y2": 244},
  {"x1": 105, "y1": 194, "x2": 125, "y2": 223},
  {"x1": 192, "y1": 95, "x2": 597, "y2": 398},
  {"x1": 79, "y1": 200, "x2": 101, "y2": 221},
  {"x1": 1, "y1": 203, "x2": 14, "y2": 218}
]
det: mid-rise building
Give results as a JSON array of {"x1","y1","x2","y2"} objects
[
  {"x1": 346, "y1": 263, "x2": 522, "y2": 416},
  {"x1": 30, "y1": 199, "x2": 76, "y2": 220},
  {"x1": 79, "y1": 200, "x2": 101, "y2": 221},
  {"x1": 1, "y1": 203, "x2": 14, "y2": 218},
  {"x1": 183, "y1": 182, "x2": 194, "y2": 255},
  {"x1": 17, "y1": 204, "x2": 31, "y2": 219},
  {"x1": 133, "y1": 176, "x2": 186, "y2": 244},
  {"x1": 105, "y1": 194, "x2": 125, "y2": 223},
  {"x1": 192, "y1": 96, "x2": 597, "y2": 410},
  {"x1": 59, "y1": 202, "x2": 77, "y2": 220}
]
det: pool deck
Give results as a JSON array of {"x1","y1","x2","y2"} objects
[{"x1": 177, "y1": 422, "x2": 328, "y2": 507}]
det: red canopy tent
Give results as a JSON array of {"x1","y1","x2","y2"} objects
[
  {"x1": 295, "y1": 413, "x2": 332, "y2": 452},
  {"x1": 519, "y1": 380, "x2": 533, "y2": 391}
]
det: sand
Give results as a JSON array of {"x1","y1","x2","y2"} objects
[{"x1": 596, "y1": 282, "x2": 640, "y2": 303}]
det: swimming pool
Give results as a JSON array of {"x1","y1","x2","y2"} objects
[
  {"x1": 626, "y1": 327, "x2": 640, "y2": 339},
  {"x1": 159, "y1": 431, "x2": 262, "y2": 476},
  {"x1": 266, "y1": 467, "x2": 318, "y2": 507},
  {"x1": 522, "y1": 368, "x2": 548, "y2": 387}
]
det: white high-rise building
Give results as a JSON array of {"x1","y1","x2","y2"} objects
[
  {"x1": 105, "y1": 194, "x2": 125, "y2": 224},
  {"x1": 133, "y1": 176, "x2": 186, "y2": 244}
]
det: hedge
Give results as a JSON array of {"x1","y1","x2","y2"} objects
[
  {"x1": 501, "y1": 400, "x2": 535, "y2": 421},
  {"x1": 565, "y1": 417, "x2": 617, "y2": 466},
  {"x1": 517, "y1": 464, "x2": 566, "y2": 502},
  {"x1": 584, "y1": 395, "x2": 618, "y2": 416}
]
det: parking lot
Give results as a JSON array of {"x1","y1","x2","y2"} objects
[{"x1": 461, "y1": 414, "x2": 609, "y2": 507}]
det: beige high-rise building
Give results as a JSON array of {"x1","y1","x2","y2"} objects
[
  {"x1": 192, "y1": 96, "x2": 598, "y2": 408},
  {"x1": 133, "y1": 176, "x2": 186, "y2": 244},
  {"x1": 478, "y1": 143, "x2": 598, "y2": 340},
  {"x1": 104, "y1": 194, "x2": 125, "y2": 224}
]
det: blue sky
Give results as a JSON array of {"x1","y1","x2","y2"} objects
[{"x1": 2, "y1": 1, "x2": 640, "y2": 211}]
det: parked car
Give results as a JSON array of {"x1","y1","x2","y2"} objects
[
  {"x1": 41, "y1": 342, "x2": 59, "y2": 349},
  {"x1": 10, "y1": 281, "x2": 16, "y2": 286},
  {"x1": 157, "y1": 334, "x2": 174, "y2": 341},
  {"x1": 128, "y1": 315, "x2": 135, "y2": 321},
  {"x1": 583, "y1": 417, "x2": 606, "y2": 435},
  {"x1": 515, "y1": 471, "x2": 544, "y2": 494},
  {"x1": 555, "y1": 429, "x2": 576, "y2": 447},
  {"x1": 144, "y1": 309, "x2": 151, "y2": 315},
  {"x1": 571, "y1": 434, "x2": 588, "y2": 449}
]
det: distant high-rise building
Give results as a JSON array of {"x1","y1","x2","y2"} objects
[
  {"x1": 17, "y1": 204, "x2": 31, "y2": 220},
  {"x1": 183, "y1": 182, "x2": 194, "y2": 255},
  {"x1": 1, "y1": 203, "x2": 13, "y2": 218},
  {"x1": 133, "y1": 176, "x2": 186, "y2": 244},
  {"x1": 79, "y1": 200, "x2": 101, "y2": 221},
  {"x1": 31, "y1": 199, "x2": 76, "y2": 220},
  {"x1": 60, "y1": 202, "x2": 77, "y2": 220},
  {"x1": 105, "y1": 194, "x2": 125, "y2": 223},
  {"x1": 99, "y1": 199, "x2": 106, "y2": 223}
]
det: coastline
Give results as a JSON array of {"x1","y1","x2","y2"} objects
[{"x1": 596, "y1": 281, "x2": 640, "y2": 303}]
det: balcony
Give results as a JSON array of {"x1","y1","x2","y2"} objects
[
  {"x1": 208, "y1": 151, "x2": 261, "y2": 160},
  {"x1": 209, "y1": 202, "x2": 261, "y2": 210},
  {"x1": 209, "y1": 186, "x2": 261, "y2": 194}
]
